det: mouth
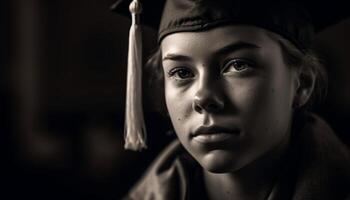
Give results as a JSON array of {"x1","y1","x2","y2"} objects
[{"x1": 192, "y1": 126, "x2": 240, "y2": 144}]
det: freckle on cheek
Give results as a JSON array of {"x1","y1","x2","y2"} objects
[{"x1": 177, "y1": 118, "x2": 181, "y2": 121}]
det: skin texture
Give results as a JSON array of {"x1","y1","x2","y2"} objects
[{"x1": 160, "y1": 25, "x2": 314, "y2": 199}]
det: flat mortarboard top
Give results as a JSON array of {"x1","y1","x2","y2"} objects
[{"x1": 111, "y1": 0, "x2": 349, "y2": 52}]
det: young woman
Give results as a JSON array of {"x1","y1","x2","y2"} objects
[{"x1": 113, "y1": 0, "x2": 350, "y2": 199}]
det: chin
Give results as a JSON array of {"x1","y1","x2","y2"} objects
[{"x1": 198, "y1": 150, "x2": 247, "y2": 174}]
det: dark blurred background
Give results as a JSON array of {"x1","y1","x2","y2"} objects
[
  {"x1": 1, "y1": 0, "x2": 349, "y2": 199},
  {"x1": 2, "y1": 0, "x2": 174, "y2": 199}
]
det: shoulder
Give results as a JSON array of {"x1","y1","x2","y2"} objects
[
  {"x1": 297, "y1": 113, "x2": 350, "y2": 165},
  {"x1": 123, "y1": 140, "x2": 195, "y2": 200},
  {"x1": 292, "y1": 112, "x2": 350, "y2": 199}
]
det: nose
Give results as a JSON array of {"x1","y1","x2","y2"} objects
[{"x1": 193, "y1": 78, "x2": 225, "y2": 114}]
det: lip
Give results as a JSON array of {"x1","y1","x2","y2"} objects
[{"x1": 192, "y1": 126, "x2": 240, "y2": 143}]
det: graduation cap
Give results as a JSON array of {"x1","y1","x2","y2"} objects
[{"x1": 111, "y1": 0, "x2": 349, "y2": 151}]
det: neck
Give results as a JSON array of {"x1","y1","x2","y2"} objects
[{"x1": 203, "y1": 132, "x2": 291, "y2": 200}]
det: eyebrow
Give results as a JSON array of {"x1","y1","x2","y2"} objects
[
  {"x1": 162, "y1": 54, "x2": 192, "y2": 62},
  {"x1": 215, "y1": 41, "x2": 261, "y2": 56},
  {"x1": 162, "y1": 41, "x2": 261, "y2": 62}
]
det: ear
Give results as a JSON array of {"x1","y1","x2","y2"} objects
[{"x1": 293, "y1": 66, "x2": 316, "y2": 108}]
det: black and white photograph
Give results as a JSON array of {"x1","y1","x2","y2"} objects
[{"x1": 2, "y1": 0, "x2": 350, "y2": 199}]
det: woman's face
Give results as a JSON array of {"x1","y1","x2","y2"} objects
[{"x1": 161, "y1": 25, "x2": 298, "y2": 173}]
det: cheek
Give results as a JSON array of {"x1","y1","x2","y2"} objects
[
  {"x1": 224, "y1": 78, "x2": 274, "y2": 115},
  {"x1": 234, "y1": 70, "x2": 294, "y2": 150},
  {"x1": 164, "y1": 82, "x2": 192, "y2": 132},
  {"x1": 228, "y1": 67, "x2": 294, "y2": 119}
]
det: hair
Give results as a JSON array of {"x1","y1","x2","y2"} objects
[
  {"x1": 265, "y1": 31, "x2": 328, "y2": 109},
  {"x1": 144, "y1": 31, "x2": 328, "y2": 114},
  {"x1": 144, "y1": 48, "x2": 166, "y2": 114}
]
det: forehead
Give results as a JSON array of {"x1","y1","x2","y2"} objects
[{"x1": 160, "y1": 25, "x2": 280, "y2": 56}]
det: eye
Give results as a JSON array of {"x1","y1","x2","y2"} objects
[
  {"x1": 222, "y1": 59, "x2": 255, "y2": 74},
  {"x1": 168, "y1": 67, "x2": 195, "y2": 80}
]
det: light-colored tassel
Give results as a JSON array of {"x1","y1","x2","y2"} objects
[{"x1": 124, "y1": 0, "x2": 147, "y2": 151}]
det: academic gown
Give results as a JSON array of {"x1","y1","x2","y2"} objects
[{"x1": 123, "y1": 113, "x2": 350, "y2": 200}]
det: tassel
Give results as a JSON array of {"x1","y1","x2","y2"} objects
[{"x1": 124, "y1": 0, "x2": 147, "y2": 151}]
